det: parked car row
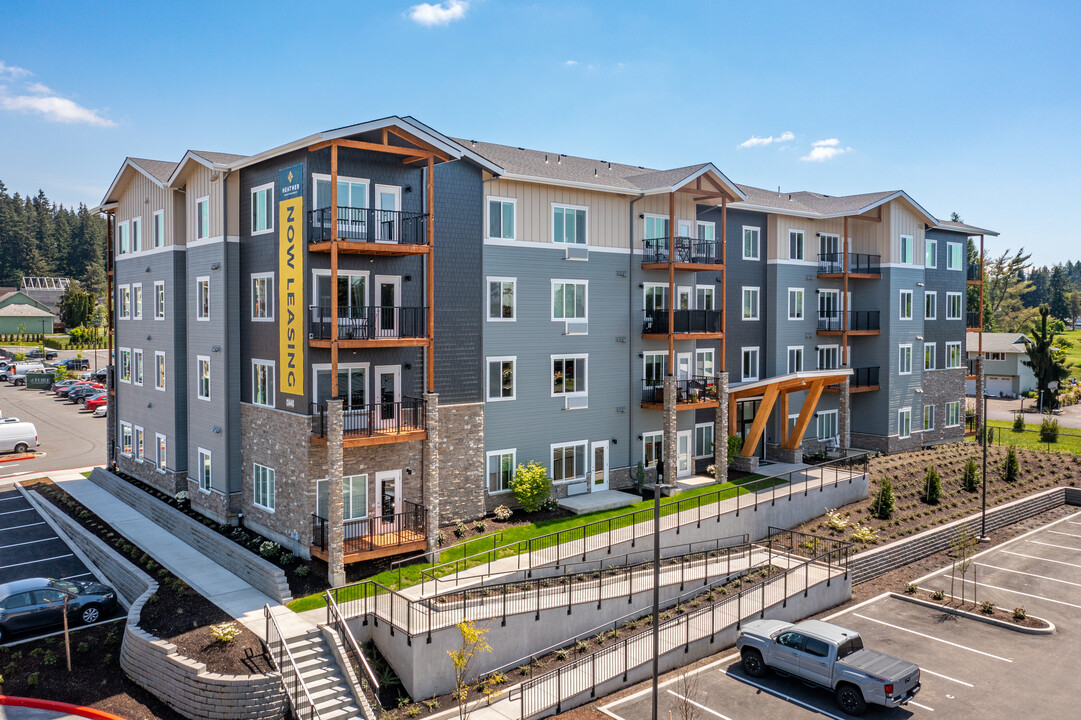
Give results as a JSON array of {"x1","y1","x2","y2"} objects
[{"x1": 51, "y1": 378, "x2": 108, "y2": 415}]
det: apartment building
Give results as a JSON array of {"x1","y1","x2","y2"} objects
[{"x1": 98, "y1": 115, "x2": 992, "y2": 574}]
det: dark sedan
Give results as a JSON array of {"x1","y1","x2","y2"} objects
[
  {"x1": 68, "y1": 384, "x2": 106, "y2": 403},
  {"x1": 0, "y1": 577, "x2": 118, "y2": 642}
]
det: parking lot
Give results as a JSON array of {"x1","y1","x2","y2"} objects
[{"x1": 603, "y1": 510, "x2": 1081, "y2": 720}]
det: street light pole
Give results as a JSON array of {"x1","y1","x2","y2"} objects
[
  {"x1": 651, "y1": 457, "x2": 667, "y2": 720},
  {"x1": 981, "y1": 381, "x2": 989, "y2": 541}
]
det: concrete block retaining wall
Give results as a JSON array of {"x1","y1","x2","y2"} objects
[{"x1": 90, "y1": 468, "x2": 291, "y2": 602}]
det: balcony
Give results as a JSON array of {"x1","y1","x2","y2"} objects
[
  {"x1": 309, "y1": 305, "x2": 428, "y2": 348},
  {"x1": 817, "y1": 253, "x2": 881, "y2": 278},
  {"x1": 816, "y1": 310, "x2": 880, "y2": 335},
  {"x1": 641, "y1": 375, "x2": 720, "y2": 410},
  {"x1": 308, "y1": 207, "x2": 429, "y2": 255},
  {"x1": 965, "y1": 413, "x2": 979, "y2": 437},
  {"x1": 641, "y1": 237, "x2": 724, "y2": 270},
  {"x1": 642, "y1": 309, "x2": 723, "y2": 338},
  {"x1": 967, "y1": 264, "x2": 982, "y2": 282},
  {"x1": 967, "y1": 358, "x2": 981, "y2": 379},
  {"x1": 310, "y1": 396, "x2": 427, "y2": 447},
  {"x1": 967, "y1": 311, "x2": 982, "y2": 330},
  {"x1": 851, "y1": 366, "x2": 880, "y2": 392},
  {"x1": 310, "y1": 502, "x2": 427, "y2": 564}
]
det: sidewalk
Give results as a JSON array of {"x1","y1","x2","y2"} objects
[{"x1": 46, "y1": 469, "x2": 313, "y2": 640}]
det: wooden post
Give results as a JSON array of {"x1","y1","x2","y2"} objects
[
  {"x1": 330, "y1": 143, "x2": 340, "y2": 399},
  {"x1": 842, "y1": 216, "x2": 849, "y2": 366},
  {"x1": 427, "y1": 155, "x2": 436, "y2": 393},
  {"x1": 667, "y1": 191, "x2": 676, "y2": 371},
  {"x1": 721, "y1": 196, "x2": 727, "y2": 373},
  {"x1": 62, "y1": 594, "x2": 71, "y2": 672},
  {"x1": 979, "y1": 235, "x2": 984, "y2": 353},
  {"x1": 780, "y1": 391, "x2": 789, "y2": 446}
]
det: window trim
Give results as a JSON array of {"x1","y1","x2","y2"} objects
[
  {"x1": 898, "y1": 407, "x2": 912, "y2": 439},
  {"x1": 197, "y1": 448, "x2": 212, "y2": 493},
  {"x1": 196, "y1": 276, "x2": 210, "y2": 321},
  {"x1": 131, "y1": 216, "x2": 142, "y2": 253},
  {"x1": 925, "y1": 237, "x2": 937, "y2": 268},
  {"x1": 250, "y1": 182, "x2": 275, "y2": 236},
  {"x1": 924, "y1": 290, "x2": 937, "y2": 320},
  {"x1": 153, "y1": 210, "x2": 165, "y2": 249},
  {"x1": 899, "y1": 234, "x2": 913, "y2": 264},
  {"x1": 120, "y1": 422, "x2": 133, "y2": 457},
  {"x1": 742, "y1": 226, "x2": 760, "y2": 261},
  {"x1": 486, "y1": 356, "x2": 517, "y2": 402},
  {"x1": 742, "y1": 286, "x2": 760, "y2": 321},
  {"x1": 134, "y1": 425, "x2": 144, "y2": 463},
  {"x1": 694, "y1": 422, "x2": 715, "y2": 459},
  {"x1": 642, "y1": 431, "x2": 663, "y2": 468},
  {"x1": 252, "y1": 359, "x2": 276, "y2": 408},
  {"x1": 788, "y1": 229, "x2": 805, "y2": 261},
  {"x1": 947, "y1": 242, "x2": 963, "y2": 271},
  {"x1": 197, "y1": 355, "x2": 211, "y2": 401},
  {"x1": 251, "y1": 272, "x2": 275, "y2": 322},
  {"x1": 550, "y1": 440, "x2": 588, "y2": 484},
  {"x1": 695, "y1": 284, "x2": 715, "y2": 312},
  {"x1": 946, "y1": 401, "x2": 962, "y2": 427},
  {"x1": 118, "y1": 285, "x2": 131, "y2": 320},
  {"x1": 486, "y1": 195, "x2": 517, "y2": 241},
  {"x1": 787, "y1": 345, "x2": 804, "y2": 374},
  {"x1": 132, "y1": 348, "x2": 143, "y2": 387},
  {"x1": 899, "y1": 289, "x2": 913, "y2": 321},
  {"x1": 924, "y1": 405, "x2": 935, "y2": 432},
  {"x1": 485, "y1": 448, "x2": 517, "y2": 495},
  {"x1": 551, "y1": 202, "x2": 589, "y2": 245},
  {"x1": 924, "y1": 342, "x2": 936, "y2": 371},
  {"x1": 195, "y1": 196, "x2": 210, "y2": 240},
  {"x1": 486, "y1": 276, "x2": 516, "y2": 322},
  {"x1": 155, "y1": 433, "x2": 167, "y2": 473},
  {"x1": 898, "y1": 344, "x2": 913, "y2": 376},
  {"x1": 551, "y1": 279, "x2": 589, "y2": 322},
  {"x1": 817, "y1": 344, "x2": 840, "y2": 371},
  {"x1": 154, "y1": 281, "x2": 166, "y2": 321},
  {"x1": 816, "y1": 409, "x2": 840, "y2": 443},
  {"x1": 132, "y1": 283, "x2": 143, "y2": 320},
  {"x1": 788, "y1": 287, "x2": 804, "y2": 320},
  {"x1": 253, "y1": 463, "x2": 276, "y2": 512},
  {"x1": 695, "y1": 348, "x2": 715, "y2": 378},
  {"x1": 155, "y1": 351, "x2": 166, "y2": 391},
  {"x1": 117, "y1": 220, "x2": 130, "y2": 255},
  {"x1": 741, "y1": 346, "x2": 760, "y2": 382},
  {"x1": 550, "y1": 354, "x2": 588, "y2": 397},
  {"x1": 946, "y1": 341, "x2": 962, "y2": 369},
  {"x1": 946, "y1": 292, "x2": 963, "y2": 320},
  {"x1": 118, "y1": 347, "x2": 132, "y2": 384}
]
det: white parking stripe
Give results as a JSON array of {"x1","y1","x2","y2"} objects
[
  {"x1": 909, "y1": 700, "x2": 935, "y2": 711},
  {"x1": 62, "y1": 572, "x2": 92, "y2": 579},
  {"x1": 598, "y1": 707, "x2": 626, "y2": 720},
  {"x1": 919, "y1": 668, "x2": 974, "y2": 687},
  {"x1": 0, "y1": 508, "x2": 33, "y2": 516},
  {"x1": 1028, "y1": 540, "x2": 1081, "y2": 552},
  {"x1": 723, "y1": 671, "x2": 848, "y2": 720},
  {"x1": 975, "y1": 562, "x2": 1081, "y2": 588},
  {"x1": 0, "y1": 495, "x2": 23, "y2": 501},
  {"x1": 1002, "y1": 550, "x2": 1081, "y2": 570},
  {"x1": 0, "y1": 521, "x2": 46, "y2": 532},
  {"x1": 666, "y1": 690, "x2": 735, "y2": 720},
  {"x1": 950, "y1": 578, "x2": 1081, "y2": 609},
  {"x1": 1047, "y1": 530, "x2": 1081, "y2": 540},
  {"x1": 0, "y1": 553, "x2": 74, "y2": 570},
  {"x1": 0, "y1": 537, "x2": 61, "y2": 550},
  {"x1": 852, "y1": 613, "x2": 1012, "y2": 662}
]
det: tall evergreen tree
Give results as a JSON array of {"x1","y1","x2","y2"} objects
[
  {"x1": 1022, "y1": 305, "x2": 1072, "y2": 411},
  {"x1": 1049, "y1": 265, "x2": 1073, "y2": 321}
]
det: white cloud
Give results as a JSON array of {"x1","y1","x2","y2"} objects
[
  {"x1": 0, "y1": 61, "x2": 31, "y2": 79},
  {"x1": 0, "y1": 87, "x2": 116, "y2": 127},
  {"x1": 739, "y1": 131, "x2": 794, "y2": 148},
  {"x1": 564, "y1": 60, "x2": 578, "y2": 66},
  {"x1": 801, "y1": 138, "x2": 851, "y2": 162},
  {"x1": 25, "y1": 82, "x2": 51, "y2": 95},
  {"x1": 408, "y1": 0, "x2": 468, "y2": 26}
]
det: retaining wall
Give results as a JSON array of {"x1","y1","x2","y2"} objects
[{"x1": 89, "y1": 468, "x2": 291, "y2": 602}]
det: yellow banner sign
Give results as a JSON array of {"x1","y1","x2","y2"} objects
[{"x1": 278, "y1": 164, "x2": 304, "y2": 396}]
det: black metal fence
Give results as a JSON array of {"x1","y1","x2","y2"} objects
[
  {"x1": 310, "y1": 396, "x2": 426, "y2": 440},
  {"x1": 641, "y1": 237, "x2": 724, "y2": 265},
  {"x1": 817, "y1": 252, "x2": 881, "y2": 275},
  {"x1": 967, "y1": 311, "x2": 982, "y2": 329},
  {"x1": 308, "y1": 206, "x2": 427, "y2": 245},
  {"x1": 817, "y1": 310, "x2": 880, "y2": 332},
  {"x1": 642, "y1": 309, "x2": 722, "y2": 335},
  {"x1": 308, "y1": 305, "x2": 426, "y2": 341},
  {"x1": 311, "y1": 500, "x2": 427, "y2": 554},
  {"x1": 641, "y1": 375, "x2": 720, "y2": 404},
  {"x1": 851, "y1": 366, "x2": 880, "y2": 388}
]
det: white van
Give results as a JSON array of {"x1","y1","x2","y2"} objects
[
  {"x1": 0, "y1": 420, "x2": 38, "y2": 453},
  {"x1": 0, "y1": 363, "x2": 44, "y2": 382}
]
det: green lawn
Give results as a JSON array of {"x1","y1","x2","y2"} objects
[
  {"x1": 975, "y1": 418, "x2": 1081, "y2": 454},
  {"x1": 1057, "y1": 329, "x2": 1081, "y2": 379},
  {"x1": 287, "y1": 473, "x2": 775, "y2": 612}
]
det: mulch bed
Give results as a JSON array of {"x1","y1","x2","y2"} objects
[
  {"x1": 901, "y1": 588, "x2": 1049, "y2": 629},
  {"x1": 29, "y1": 480, "x2": 272, "y2": 676}
]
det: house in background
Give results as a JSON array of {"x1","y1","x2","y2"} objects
[
  {"x1": 0, "y1": 303, "x2": 57, "y2": 334},
  {"x1": 966, "y1": 332, "x2": 1035, "y2": 397}
]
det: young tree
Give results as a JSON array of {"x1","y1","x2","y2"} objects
[
  {"x1": 950, "y1": 525, "x2": 978, "y2": 606},
  {"x1": 1004, "y1": 447, "x2": 1020, "y2": 482},
  {"x1": 983, "y1": 248, "x2": 1033, "y2": 332},
  {"x1": 509, "y1": 462, "x2": 552, "y2": 513},
  {"x1": 448, "y1": 621, "x2": 491, "y2": 720},
  {"x1": 1022, "y1": 305, "x2": 1072, "y2": 411},
  {"x1": 962, "y1": 457, "x2": 980, "y2": 493},
  {"x1": 673, "y1": 666, "x2": 702, "y2": 720},
  {"x1": 869, "y1": 477, "x2": 896, "y2": 520},
  {"x1": 923, "y1": 465, "x2": 943, "y2": 505}
]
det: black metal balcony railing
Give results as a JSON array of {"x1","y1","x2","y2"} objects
[
  {"x1": 310, "y1": 396, "x2": 426, "y2": 440},
  {"x1": 816, "y1": 310, "x2": 880, "y2": 332},
  {"x1": 641, "y1": 375, "x2": 720, "y2": 405},
  {"x1": 311, "y1": 500, "x2": 427, "y2": 553},
  {"x1": 967, "y1": 311, "x2": 982, "y2": 328},
  {"x1": 308, "y1": 207, "x2": 428, "y2": 245},
  {"x1": 850, "y1": 366, "x2": 880, "y2": 388},
  {"x1": 641, "y1": 237, "x2": 724, "y2": 266},
  {"x1": 309, "y1": 305, "x2": 426, "y2": 341},
  {"x1": 967, "y1": 264, "x2": 982, "y2": 282},
  {"x1": 642, "y1": 309, "x2": 723, "y2": 335},
  {"x1": 965, "y1": 413, "x2": 979, "y2": 434},
  {"x1": 817, "y1": 253, "x2": 881, "y2": 276},
  {"x1": 967, "y1": 358, "x2": 981, "y2": 376}
]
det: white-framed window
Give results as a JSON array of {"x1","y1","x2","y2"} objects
[
  {"x1": 694, "y1": 423, "x2": 714, "y2": 458},
  {"x1": 643, "y1": 283, "x2": 668, "y2": 312},
  {"x1": 196, "y1": 276, "x2": 210, "y2": 320},
  {"x1": 899, "y1": 289, "x2": 912, "y2": 320},
  {"x1": 946, "y1": 401, "x2": 961, "y2": 427},
  {"x1": 155, "y1": 351, "x2": 166, "y2": 391},
  {"x1": 742, "y1": 287, "x2": 760, "y2": 320},
  {"x1": 817, "y1": 345, "x2": 840, "y2": 370},
  {"x1": 251, "y1": 272, "x2": 274, "y2": 321},
  {"x1": 153, "y1": 210, "x2": 165, "y2": 249},
  {"x1": 925, "y1": 237, "x2": 937, "y2": 268},
  {"x1": 742, "y1": 347, "x2": 759, "y2": 382},
  {"x1": 947, "y1": 292, "x2": 963, "y2": 320},
  {"x1": 695, "y1": 349, "x2": 714, "y2": 378},
  {"x1": 551, "y1": 441, "x2": 587, "y2": 483},
  {"x1": 119, "y1": 348, "x2": 132, "y2": 383},
  {"x1": 134, "y1": 426, "x2": 144, "y2": 462},
  {"x1": 787, "y1": 346, "x2": 804, "y2": 374},
  {"x1": 132, "y1": 283, "x2": 143, "y2": 320},
  {"x1": 154, "y1": 281, "x2": 166, "y2": 320},
  {"x1": 947, "y1": 242, "x2": 963, "y2": 270},
  {"x1": 817, "y1": 410, "x2": 839, "y2": 443},
  {"x1": 133, "y1": 349, "x2": 143, "y2": 386},
  {"x1": 788, "y1": 288, "x2": 804, "y2": 320},
  {"x1": 253, "y1": 463, "x2": 276, "y2": 511},
  {"x1": 946, "y1": 341, "x2": 962, "y2": 368},
  {"x1": 924, "y1": 405, "x2": 935, "y2": 431},
  {"x1": 197, "y1": 356, "x2": 211, "y2": 400},
  {"x1": 251, "y1": 182, "x2": 274, "y2": 235},
  {"x1": 552, "y1": 355, "x2": 587, "y2": 396},
  {"x1": 697, "y1": 221, "x2": 716, "y2": 243},
  {"x1": 552, "y1": 204, "x2": 587, "y2": 245},
  {"x1": 898, "y1": 344, "x2": 913, "y2": 375},
  {"x1": 252, "y1": 359, "x2": 275, "y2": 407},
  {"x1": 487, "y1": 277, "x2": 516, "y2": 321},
  {"x1": 924, "y1": 343, "x2": 936, "y2": 371},
  {"x1": 120, "y1": 422, "x2": 132, "y2": 456},
  {"x1": 486, "y1": 449, "x2": 516, "y2": 494},
  {"x1": 312, "y1": 363, "x2": 368, "y2": 408},
  {"x1": 117, "y1": 220, "x2": 129, "y2": 255},
  {"x1": 119, "y1": 285, "x2": 131, "y2": 320},
  {"x1": 195, "y1": 197, "x2": 210, "y2": 240},
  {"x1": 487, "y1": 196, "x2": 516, "y2": 240},
  {"x1": 924, "y1": 291, "x2": 937, "y2": 320},
  {"x1": 197, "y1": 448, "x2": 212, "y2": 492},
  {"x1": 898, "y1": 408, "x2": 912, "y2": 438},
  {"x1": 644, "y1": 352, "x2": 666, "y2": 391},
  {"x1": 131, "y1": 217, "x2": 142, "y2": 253},
  {"x1": 696, "y1": 285, "x2": 715, "y2": 311},
  {"x1": 742, "y1": 226, "x2": 760, "y2": 260},
  {"x1": 156, "y1": 433, "x2": 167, "y2": 472},
  {"x1": 642, "y1": 431, "x2": 663, "y2": 468},
  {"x1": 316, "y1": 475, "x2": 368, "y2": 521},
  {"x1": 900, "y1": 235, "x2": 913, "y2": 264},
  {"x1": 552, "y1": 280, "x2": 588, "y2": 321},
  {"x1": 486, "y1": 356, "x2": 516, "y2": 401},
  {"x1": 643, "y1": 215, "x2": 669, "y2": 242},
  {"x1": 788, "y1": 229, "x2": 804, "y2": 260},
  {"x1": 819, "y1": 233, "x2": 840, "y2": 259}
]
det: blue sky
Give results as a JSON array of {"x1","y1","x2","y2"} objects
[{"x1": 1, "y1": 0, "x2": 1077, "y2": 265}]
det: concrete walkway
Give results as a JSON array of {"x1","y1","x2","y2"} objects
[{"x1": 46, "y1": 470, "x2": 313, "y2": 640}]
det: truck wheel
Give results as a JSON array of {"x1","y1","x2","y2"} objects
[
  {"x1": 14, "y1": 443, "x2": 28, "y2": 453},
  {"x1": 740, "y1": 649, "x2": 767, "y2": 678},
  {"x1": 836, "y1": 684, "x2": 867, "y2": 716}
]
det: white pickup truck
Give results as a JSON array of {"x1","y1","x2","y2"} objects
[{"x1": 736, "y1": 619, "x2": 920, "y2": 715}]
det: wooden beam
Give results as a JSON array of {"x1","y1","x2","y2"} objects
[
  {"x1": 308, "y1": 138, "x2": 437, "y2": 159},
  {"x1": 427, "y1": 155, "x2": 436, "y2": 393},
  {"x1": 783, "y1": 379, "x2": 826, "y2": 450},
  {"x1": 740, "y1": 383, "x2": 780, "y2": 457},
  {"x1": 702, "y1": 173, "x2": 728, "y2": 196},
  {"x1": 729, "y1": 389, "x2": 738, "y2": 438},
  {"x1": 401, "y1": 155, "x2": 428, "y2": 165},
  {"x1": 381, "y1": 128, "x2": 388, "y2": 145},
  {"x1": 780, "y1": 391, "x2": 789, "y2": 445},
  {"x1": 331, "y1": 144, "x2": 339, "y2": 399},
  {"x1": 385, "y1": 126, "x2": 453, "y2": 161}
]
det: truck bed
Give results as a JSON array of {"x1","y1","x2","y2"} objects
[{"x1": 839, "y1": 648, "x2": 918, "y2": 683}]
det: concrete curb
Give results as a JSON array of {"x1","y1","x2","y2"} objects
[{"x1": 889, "y1": 592, "x2": 1055, "y2": 635}]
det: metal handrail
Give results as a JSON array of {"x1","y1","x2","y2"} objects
[
  {"x1": 641, "y1": 308, "x2": 723, "y2": 334},
  {"x1": 308, "y1": 206, "x2": 427, "y2": 245},
  {"x1": 641, "y1": 375, "x2": 720, "y2": 404},
  {"x1": 389, "y1": 532, "x2": 505, "y2": 589},
  {"x1": 326, "y1": 593, "x2": 380, "y2": 702},
  {"x1": 641, "y1": 237, "x2": 724, "y2": 265},
  {"x1": 263, "y1": 604, "x2": 323, "y2": 720},
  {"x1": 308, "y1": 305, "x2": 427, "y2": 341}
]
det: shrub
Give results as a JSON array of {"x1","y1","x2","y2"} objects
[
  {"x1": 474, "y1": 520, "x2": 487, "y2": 533},
  {"x1": 174, "y1": 490, "x2": 190, "y2": 503},
  {"x1": 510, "y1": 461, "x2": 552, "y2": 513},
  {"x1": 1013, "y1": 607, "x2": 1027, "y2": 620},
  {"x1": 454, "y1": 520, "x2": 467, "y2": 538},
  {"x1": 931, "y1": 589, "x2": 944, "y2": 601},
  {"x1": 1012, "y1": 412, "x2": 1025, "y2": 432},
  {"x1": 962, "y1": 457, "x2": 980, "y2": 493},
  {"x1": 849, "y1": 523, "x2": 879, "y2": 544},
  {"x1": 210, "y1": 621, "x2": 242, "y2": 643},
  {"x1": 258, "y1": 540, "x2": 280, "y2": 558},
  {"x1": 437, "y1": 529, "x2": 446, "y2": 545},
  {"x1": 42, "y1": 650, "x2": 56, "y2": 666},
  {"x1": 980, "y1": 600, "x2": 996, "y2": 614},
  {"x1": 825, "y1": 508, "x2": 848, "y2": 532},
  {"x1": 923, "y1": 465, "x2": 943, "y2": 504},
  {"x1": 1040, "y1": 415, "x2": 1059, "y2": 443},
  {"x1": 727, "y1": 435, "x2": 743, "y2": 462},
  {"x1": 869, "y1": 477, "x2": 895, "y2": 520},
  {"x1": 634, "y1": 461, "x2": 646, "y2": 492},
  {"x1": 27, "y1": 671, "x2": 39, "y2": 687},
  {"x1": 295, "y1": 565, "x2": 310, "y2": 577},
  {"x1": 905, "y1": 583, "x2": 918, "y2": 594},
  {"x1": 493, "y1": 505, "x2": 512, "y2": 522},
  {"x1": 1004, "y1": 447, "x2": 1020, "y2": 482},
  {"x1": 706, "y1": 464, "x2": 716, "y2": 477},
  {"x1": 405, "y1": 705, "x2": 421, "y2": 718}
]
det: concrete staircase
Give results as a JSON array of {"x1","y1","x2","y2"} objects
[{"x1": 283, "y1": 629, "x2": 364, "y2": 720}]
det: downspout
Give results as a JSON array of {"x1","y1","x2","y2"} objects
[
  {"x1": 220, "y1": 168, "x2": 240, "y2": 520},
  {"x1": 629, "y1": 193, "x2": 645, "y2": 477}
]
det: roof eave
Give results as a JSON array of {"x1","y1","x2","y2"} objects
[{"x1": 100, "y1": 159, "x2": 164, "y2": 207}]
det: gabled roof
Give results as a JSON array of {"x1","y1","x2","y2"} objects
[
  {"x1": 165, "y1": 149, "x2": 247, "y2": 187},
  {"x1": 930, "y1": 219, "x2": 1000, "y2": 237},
  {"x1": 733, "y1": 186, "x2": 937, "y2": 224},
  {"x1": 99, "y1": 157, "x2": 179, "y2": 206},
  {"x1": 0, "y1": 304, "x2": 56, "y2": 318},
  {"x1": 966, "y1": 332, "x2": 1029, "y2": 354}
]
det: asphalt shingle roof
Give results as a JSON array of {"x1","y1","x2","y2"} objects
[
  {"x1": 0, "y1": 304, "x2": 56, "y2": 318},
  {"x1": 966, "y1": 332, "x2": 1029, "y2": 354},
  {"x1": 128, "y1": 158, "x2": 178, "y2": 185},
  {"x1": 191, "y1": 151, "x2": 248, "y2": 165}
]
